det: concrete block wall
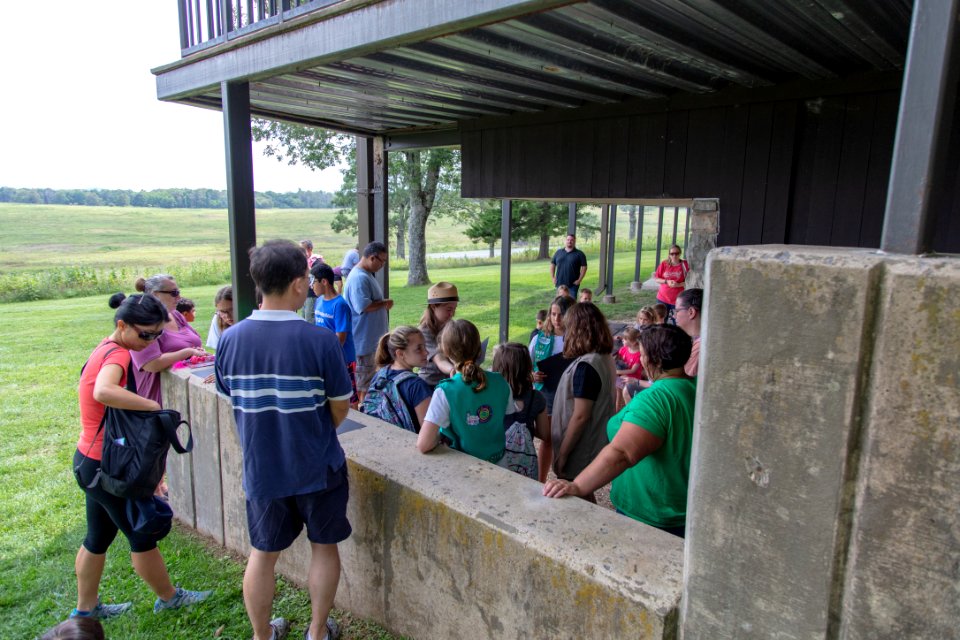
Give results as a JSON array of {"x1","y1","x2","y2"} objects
[
  {"x1": 681, "y1": 246, "x2": 960, "y2": 639},
  {"x1": 161, "y1": 374, "x2": 685, "y2": 639}
]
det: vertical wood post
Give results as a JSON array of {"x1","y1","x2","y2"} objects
[{"x1": 499, "y1": 199, "x2": 512, "y2": 345}]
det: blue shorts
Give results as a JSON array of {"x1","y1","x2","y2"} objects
[{"x1": 245, "y1": 464, "x2": 352, "y2": 552}]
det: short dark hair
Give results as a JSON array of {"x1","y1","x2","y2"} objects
[
  {"x1": 311, "y1": 261, "x2": 336, "y2": 286},
  {"x1": 108, "y1": 293, "x2": 169, "y2": 327},
  {"x1": 362, "y1": 241, "x2": 387, "y2": 258},
  {"x1": 175, "y1": 298, "x2": 195, "y2": 313},
  {"x1": 639, "y1": 324, "x2": 692, "y2": 372},
  {"x1": 677, "y1": 288, "x2": 703, "y2": 312},
  {"x1": 249, "y1": 240, "x2": 308, "y2": 296}
]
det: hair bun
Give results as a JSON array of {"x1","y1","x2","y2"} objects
[
  {"x1": 134, "y1": 277, "x2": 147, "y2": 292},
  {"x1": 108, "y1": 292, "x2": 126, "y2": 309}
]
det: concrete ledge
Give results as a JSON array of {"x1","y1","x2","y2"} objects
[{"x1": 162, "y1": 374, "x2": 684, "y2": 639}]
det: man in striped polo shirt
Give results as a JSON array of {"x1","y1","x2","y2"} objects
[{"x1": 216, "y1": 240, "x2": 352, "y2": 640}]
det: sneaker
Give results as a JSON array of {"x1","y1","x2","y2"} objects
[
  {"x1": 264, "y1": 617, "x2": 291, "y2": 640},
  {"x1": 323, "y1": 617, "x2": 340, "y2": 640},
  {"x1": 70, "y1": 600, "x2": 133, "y2": 620},
  {"x1": 153, "y1": 586, "x2": 213, "y2": 613}
]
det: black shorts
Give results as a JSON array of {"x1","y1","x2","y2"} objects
[
  {"x1": 245, "y1": 464, "x2": 352, "y2": 552},
  {"x1": 73, "y1": 449, "x2": 163, "y2": 554}
]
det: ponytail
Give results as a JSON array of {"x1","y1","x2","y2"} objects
[
  {"x1": 458, "y1": 360, "x2": 487, "y2": 392},
  {"x1": 375, "y1": 326, "x2": 423, "y2": 369}
]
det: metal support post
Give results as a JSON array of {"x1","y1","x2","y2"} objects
[
  {"x1": 634, "y1": 206, "x2": 644, "y2": 282},
  {"x1": 373, "y1": 136, "x2": 389, "y2": 298},
  {"x1": 222, "y1": 81, "x2": 257, "y2": 321},
  {"x1": 684, "y1": 206, "x2": 691, "y2": 248},
  {"x1": 597, "y1": 204, "x2": 610, "y2": 296},
  {"x1": 605, "y1": 204, "x2": 617, "y2": 297},
  {"x1": 499, "y1": 200, "x2": 513, "y2": 345},
  {"x1": 356, "y1": 136, "x2": 375, "y2": 250},
  {"x1": 655, "y1": 206, "x2": 665, "y2": 268},
  {"x1": 671, "y1": 207, "x2": 680, "y2": 246},
  {"x1": 568, "y1": 202, "x2": 577, "y2": 236},
  {"x1": 881, "y1": 0, "x2": 960, "y2": 254}
]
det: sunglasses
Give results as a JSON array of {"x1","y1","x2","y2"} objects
[
  {"x1": 137, "y1": 329, "x2": 164, "y2": 341},
  {"x1": 156, "y1": 289, "x2": 181, "y2": 297},
  {"x1": 669, "y1": 252, "x2": 681, "y2": 256}
]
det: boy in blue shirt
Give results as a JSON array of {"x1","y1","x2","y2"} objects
[
  {"x1": 216, "y1": 240, "x2": 351, "y2": 640},
  {"x1": 312, "y1": 262, "x2": 358, "y2": 407}
]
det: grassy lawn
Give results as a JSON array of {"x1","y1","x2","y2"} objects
[{"x1": 0, "y1": 202, "x2": 664, "y2": 638}]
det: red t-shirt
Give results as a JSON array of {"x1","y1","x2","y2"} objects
[
  {"x1": 654, "y1": 259, "x2": 689, "y2": 306},
  {"x1": 618, "y1": 345, "x2": 644, "y2": 380},
  {"x1": 77, "y1": 339, "x2": 130, "y2": 461}
]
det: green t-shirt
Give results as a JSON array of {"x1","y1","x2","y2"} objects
[{"x1": 606, "y1": 377, "x2": 697, "y2": 528}]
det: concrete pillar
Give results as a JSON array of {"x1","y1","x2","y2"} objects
[
  {"x1": 189, "y1": 377, "x2": 224, "y2": 545},
  {"x1": 681, "y1": 246, "x2": 960, "y2": 639},
  {"x1": 684, "y1": 199, "x2": 718, "y2": 289},
  {"x1": 162, "y1": 368, "x2": 195, "y2": 528}
]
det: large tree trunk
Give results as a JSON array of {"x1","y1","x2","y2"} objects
[
  {"x1": 403, "y1": 150, "x2": 445, "y2": 286},
  {"x1": 489, "y1": 242, "x2": 496, "y2": 258},
  {"x1": 538, "y1": 233, "x2": 551, "y2": 260}
]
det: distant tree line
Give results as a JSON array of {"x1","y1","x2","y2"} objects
[{"x1": 0, "y1": 187, "x2": 334, "y2": 209}]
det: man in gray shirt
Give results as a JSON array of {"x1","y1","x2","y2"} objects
[{"x1": 343, "y1": 241, "x2": 393, "y2": 401}]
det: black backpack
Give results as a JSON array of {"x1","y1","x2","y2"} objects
[{"x1": 79, "y1": 345, "x2": 193, "y2": 499}]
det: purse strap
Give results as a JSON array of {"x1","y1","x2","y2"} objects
[{"x1": 157, "y1": 410, "x2": 194, "y2": 454}]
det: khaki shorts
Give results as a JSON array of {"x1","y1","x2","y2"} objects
[{"x1": 356, "y1": 353, "x2": 376, "y2": 392}]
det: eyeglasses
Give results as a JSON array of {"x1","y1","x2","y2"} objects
[
  {"x1": 156, "y1": 289, "x2": 181, "y2": 297},
  {"x1": 137, "y1": 329, "x2": 164, "y2": 341},
  {"x1": 372, "y1": 254, "x2": 387, "y2": 264}
]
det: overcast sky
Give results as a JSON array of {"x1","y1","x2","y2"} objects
[{"x1": 0, "y1": 3, "x2": 343, "y2": 193}]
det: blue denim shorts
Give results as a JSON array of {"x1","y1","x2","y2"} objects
[{"x1": 245, "y1": 464, "x2": 351, "y2": 551}]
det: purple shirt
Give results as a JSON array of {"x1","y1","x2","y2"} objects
[{"x1": 130, "y1": 310, "x2": 202, "y2": 404}]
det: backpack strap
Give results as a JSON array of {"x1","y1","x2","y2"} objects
[{"x1": 157, "y1": 410, "x2": 193, "y2": 454}]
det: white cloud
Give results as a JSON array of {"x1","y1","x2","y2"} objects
[{"x1": 0, "y1": 3, "x2": 343, "y2": 193}]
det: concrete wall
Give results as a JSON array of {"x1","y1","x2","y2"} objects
[
  {"x1": 162, "y1": 372, "x2": 684, "y2": 639},
  {"x1": 681, "y1": 246, "x2": 960, "y2": 639}
]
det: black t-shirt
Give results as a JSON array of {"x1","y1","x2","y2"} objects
[
  {"x1": 551, "y1": 248, "x2": 587, "y2": 287},
  {"x1": 572, "y1": 362, "x2": 601, "y2": 402}
]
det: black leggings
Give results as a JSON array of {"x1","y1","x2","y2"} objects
[{"x1": 73, "y1": 450, "x2": 160, "y2": 553}]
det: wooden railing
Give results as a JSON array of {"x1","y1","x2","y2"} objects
[{"x1": 177, "y1": 0, "x2": 339, "y2": 54}]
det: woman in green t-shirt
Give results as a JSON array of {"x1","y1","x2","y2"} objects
[{"x1": 543, "y1": 324, "x2": 696, "y2": 538}]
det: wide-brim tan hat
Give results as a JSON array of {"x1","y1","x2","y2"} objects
[{"x1": 427, "y1": 282, "x2": 459, "y2": 304}]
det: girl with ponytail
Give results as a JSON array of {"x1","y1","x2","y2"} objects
[
  {"x1": 360, "y1": 326, "x2": 433, "y2": 432},
  {"x1": 417, "y1": 320, "x2": 514, "y2": 465}
]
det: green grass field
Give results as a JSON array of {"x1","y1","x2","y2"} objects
[{"x1": 0, "y1": 202, "x2": 666, "y2": 638}]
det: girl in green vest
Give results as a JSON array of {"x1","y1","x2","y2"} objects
[{"x1": 417, "y1": 319, "x2": 514, "y2": 464}]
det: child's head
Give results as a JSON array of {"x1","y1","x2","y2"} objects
[
  {"x1": 556, "y1": 284, "x2": 571, "y2": 298},
  {"x1": 249, "y1": 240, "x2": 309, "y2": 302},
  {"x1": 578, "y1": 288, "x2": 593, "y2": 303},
  {"x1": 175, "y1": 298, "x2": 196, "y2": 321},
  {"x1": 621, "y1": 326, "x2": 641, "y2": 347},
  {"x1": 213, "y1": 285, "x2": 234, "y2": 330},
  {"x1": 535, "y1": 309, "x2": 547, "y2": 330},
  {"x1": 40, "y1": 617, "x2": 105, "y2": 640},
  {"x1": 439, "y1": 319, "x2": 487, "y2": 391},
  {"x1": 299, "y1": 239, "x2": 313, "y2": 256},
  {"x1": 562, "y1": 302, "x2": 614, "y2": 359},
  {"x1": 545, "y1": 295, "x2": 575, "y2": 335},
  {"x1": 375, "y1": 325, "x2": 427, "y2": 370},
  {"x1": 652, "y1": 303, "x2": 669, "y2": 324},
  {"x1": 310, "y1": 262, "x2": 336, "y2": 296},
  {"x1": 492, "y1": 342, "x2": 534, "y2": 398},
  {"x1": 420, "y1": 282, "x2": 459, "y2": 335},
  {"x1": 636, "y1": 306, "x2": 655, "y2": 327}
]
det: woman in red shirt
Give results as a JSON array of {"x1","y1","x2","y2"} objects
[
  {"x1": 653, "y1": 244, "x2": 690, "y2": 315},
  {"x1": 72, "y1": 292, "x2": 210, "y2": 621}
]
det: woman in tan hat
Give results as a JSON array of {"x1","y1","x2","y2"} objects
[{"x1": 418, "y1": 282, "x2": 459, "y2": 387}]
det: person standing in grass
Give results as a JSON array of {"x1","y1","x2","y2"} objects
[
  {"x1": 129, "y1": 274, "x2": 206, "y2": 406},
  {"x1": 312, "y1": 262, "x2": 359, "y2": 407},
  {"x1": 550, "y1": 233, "x2": 587, "y2": 299},
  {"x1": 72, "y1": 292, "x2": 211, "y2": 622},
  {"x1": 343, "y1": 241, "x2": 393, "y2": 403},
  {"x1": 216, "y1": 240, "x2": 352, "y2": 640}
]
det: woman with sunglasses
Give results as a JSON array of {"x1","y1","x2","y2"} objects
[
  {"x1": 653, "y1": 244, "x2": 690, "y2": 317},
  {"x1": 71, "y1": 292, "x2": 211, "y2": 621},
  {"x1": 129, "y1": 274, "x2": 206, "y2": 405}
]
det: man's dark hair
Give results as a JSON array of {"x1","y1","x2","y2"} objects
[
  {"x1": 249, "y1": 240, "x2": 307, "y2": 296},
  {"x1": 311, "y1": 262, "x2": 336, "y2": 286},
  {"x1": 362, "y1": 241, "x2": 387, "y2": 258},
  {"x1": 677, "y1": 288, "x2": 703, "y2": 312}
]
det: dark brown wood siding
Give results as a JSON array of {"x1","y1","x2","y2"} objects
[{"x1": 461, "y1": 89, "x2": 960, "y2": 253}]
